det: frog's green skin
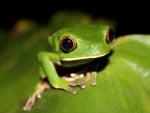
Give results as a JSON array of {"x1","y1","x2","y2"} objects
[{"x1": 38, "y1": 25, "x2": 113, "y2": 94}]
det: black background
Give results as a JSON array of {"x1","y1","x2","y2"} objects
[{"x1": 0, "y1": 1, "x2": 150, "y2": 36}]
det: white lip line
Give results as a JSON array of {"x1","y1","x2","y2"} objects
[{"x1": 61, "y1": 52, "x2": 109, "y2": 61}]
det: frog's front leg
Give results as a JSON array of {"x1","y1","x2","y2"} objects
[{"x1": 38, "y1": 52, "x2": 77, "y2": 94}]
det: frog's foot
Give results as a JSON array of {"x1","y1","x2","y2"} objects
[
  {"x1": 79, "y1": 72, "x2": 95, "y2": 88},
  {"x1": 79, "y1": 72, "x2": 91, "y2": 89},
  {"x1": 62, "y1": 72, "x2": 90, "y2": 89},
  {"x1": 51, "y1": 78, "x2": 78, "y2": 95},
  {"x1": 23, "y1": 81, "x2": 50, "y2": 111}
]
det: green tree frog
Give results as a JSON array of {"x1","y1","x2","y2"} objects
[{"x1": 23, "y1": 24, "x2": 115, "y2": 111}]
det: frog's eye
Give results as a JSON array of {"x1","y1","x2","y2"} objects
[
  {"x1": 60, "y1": 36, "x2": 77, "y2": 53},
  {"x1": 106, "y1": 29, "x2": 115, "y2": 44}
]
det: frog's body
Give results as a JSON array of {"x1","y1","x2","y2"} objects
[
  {"x1": 23, "y1": 24, "x2": 115, "y2": 111},
  {"x1": 38, "y1": 25, "x2": 114, "y2": 92}
]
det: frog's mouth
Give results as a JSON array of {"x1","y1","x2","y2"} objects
[
  {"x1": 56, "y1": 51, "x2": 112, "y2": 78},
  {"x1": 61, "y1": 52, "x2": 110, "y2": 61}
]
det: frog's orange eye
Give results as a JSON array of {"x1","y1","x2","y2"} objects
[
  {"x1": 60, "y1": 36, "x2": 77, "y2": 53},
  {"x1": 106, "y1": 29, "x2": 115, "y2": 44}
]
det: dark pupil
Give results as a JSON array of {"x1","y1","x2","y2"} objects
[{"x1": 62, "y1": 38, "x2": 73, "y2": 52}]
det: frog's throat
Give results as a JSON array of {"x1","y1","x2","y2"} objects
[{"x1": 61, "y1": 51, "x2": 110, "y2": 61}]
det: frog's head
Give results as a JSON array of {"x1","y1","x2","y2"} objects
[{"x1": 48, "y1": 25, "x2": 115, "y2": 61}]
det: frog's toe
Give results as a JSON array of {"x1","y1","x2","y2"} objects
[
  {"x1": 80, "y1": 84, "x2": 87, "y2": 89},
  {"x1": 91, "y1": 81, "x2": 97, "y2": 86},
  {"x1": 23, "y1": 96, "x2": 35, "y2": 111},
  {"x1": 90, "y1": 72, "x2": 97, "y2": 86},
  {"x1": 66, "y1": 86, "x2": 78, "y2": 94},
  {"x1": 55, "y1": 80, "x2": 77, "y2": 94}
]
